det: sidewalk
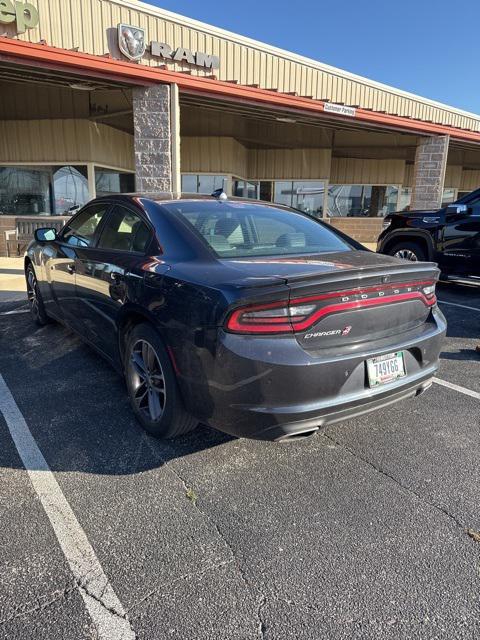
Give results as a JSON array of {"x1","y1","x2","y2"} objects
[{"x1": 0, "y1": 258, "x2": 27, "y2": 303}]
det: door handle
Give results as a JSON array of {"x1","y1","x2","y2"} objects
[{"x1": 67, "y1": 264, "x2": 75, "y2": 274}]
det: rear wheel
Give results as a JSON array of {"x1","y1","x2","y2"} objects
[
  {"x1": 26, "y1": 264, "x2": 49, "y2": 326},
  {"x1": 387, "y1": 241, "x2": 426, "y2": 262},
  {"x1": 124, "y1": 323, "x2": 198, "y2": 439}
]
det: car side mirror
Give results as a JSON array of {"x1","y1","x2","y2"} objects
[
  {"x1": 446, "y1": 203, "x2": 468, "y2": 215},
  {"x1": 34, "y1": 227, "x2": 57, "y2": 242}
]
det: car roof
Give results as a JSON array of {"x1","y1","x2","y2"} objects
[{"x1": 90, "y1": 193, "x2": 287, "y2": 209}]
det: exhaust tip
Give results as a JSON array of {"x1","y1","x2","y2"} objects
[
  {"x1": 416, "y1": 381, "x2": 433, "y2": 397},
  {"x1": 276, "y1": 427, "x2": 319, "y2": 443}
]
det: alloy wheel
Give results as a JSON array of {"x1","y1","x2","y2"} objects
[
  {"x1": 394, "y1": 249, "x2": 419, "y2": 262},
  {"x1": 129, "y1": 339, "x2": 166, "y2": 422},
  {"x1": 27, "y1": 268, "x2": 40, "y2": 317}
]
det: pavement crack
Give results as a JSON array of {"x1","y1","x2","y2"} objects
[
  {"x1": 77, "y1": 579, "x2": 131, "y2": 622},
  {"x1": 257, "y1": 594, "x2": 268, "y2": 639},
  {"x1": 127, "y1": 558, "x2": 235, "y2": 613},
  {"x1": 143, "y1": 436, "x2": 269, "y2": 635},
  {"x1": 0, "y1": 582, "x2": 77, "y2": 625},
  {"x1": 323, "y1": 432, "x2": 467, "y2": 533}
]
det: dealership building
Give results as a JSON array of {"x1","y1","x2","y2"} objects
[{"x1": 2, "y1": 0, "x2": 480, "y2": 255}]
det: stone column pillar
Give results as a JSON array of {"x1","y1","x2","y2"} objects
[
  {"x1": 411, "y1": 135, "x2": 449, "y2": 210},
  {"x1": 132, "y1": 83, "x2": 180, "y2": 193}
]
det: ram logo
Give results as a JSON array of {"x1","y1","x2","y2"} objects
[{"x1": 118, "y1": 24, "x2": 146, "y2": 61}]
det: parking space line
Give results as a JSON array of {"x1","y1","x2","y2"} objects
[
  {"x1": 0, "y1": 375, "x2": 136, "y2": 639},
  {"x1": 433, "y1": 377, "x2": 480, "y2": 401},
  {"x1": 438, "y1": 300, "x2": 480, "y2": 312}
]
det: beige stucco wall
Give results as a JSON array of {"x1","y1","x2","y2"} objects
[
  {"x1": 0, "y1": 119, "x2": 134, "y2": 169},
  {"x1": 7, "y1": 0, "x2": 480, "y2": 133}
]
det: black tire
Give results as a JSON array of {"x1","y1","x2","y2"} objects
[
  {"x1": 124, "y1": 323, "x2": 198, "y2": 439},
  {"x1": 26, "y1": 264, "x2": 50, "y2": 326},
  {"x1": 387, "y1": 241, "x2": 426, "y2": 262}
]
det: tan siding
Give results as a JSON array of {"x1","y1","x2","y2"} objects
[
  {"x1": 6, "y1": 0, "x2": 478, "y2": 133},
  {"x1": 403, "y1": 164, "x2": 414, "y2": 187},
  {"x1": 248, "y1": 148, "x2": 331, "y2": 180},
  {"x1": 461, "y1": 170, "x2": 480, "y2": 192},
  {"x1": 181, "y1": 137, "x2": 247, "y2": 176},
  {"x1": 0, "y1": 119, "x2": 134, "y2": 169},
  {"x1": 180, "y1": 140, "x2": 331, "y2": 180},
  {"x1": 330, "y1": 158, "x2": 405, "y2": 184},
  {"x1": 444, "y1": 165, "x2": 463, "y2": 188}
]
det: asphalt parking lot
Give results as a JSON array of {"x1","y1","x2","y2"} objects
[{"x1": 0, "y1": 282, "x2": 479, "y2": 640}]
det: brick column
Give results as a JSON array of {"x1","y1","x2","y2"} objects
[
  {"x1": 411, "y1": 135, "x2": 449, "y2": 210},
  {"x1": 132, "y1": 84, "x2": 180, "y2": 193}
]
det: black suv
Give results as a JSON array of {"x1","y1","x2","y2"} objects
[{"x1": 378, "y1": 188, "x2": 480, "y2": 281}]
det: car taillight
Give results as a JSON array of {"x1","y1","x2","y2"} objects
[
  {"x1": 225, "y1": 280, "x2": 437, "y2": 335},
  {"x1": 422, "y1": 283, "x2": 436, "y2": 299}
]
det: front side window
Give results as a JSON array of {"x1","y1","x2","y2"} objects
[
  {"x1": 97, "y1": 206, "x2": 151, "y2": 253},
  {"x1": 164, "y1": 200, "x2": 352, "y2": 258},
  {"x1": 62, "y1": 205, "x2": 108, "y2": 247}
]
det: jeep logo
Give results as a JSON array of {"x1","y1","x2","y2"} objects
[{"x1": 0, "y1": 0, "x2": 39, "y2": 34}]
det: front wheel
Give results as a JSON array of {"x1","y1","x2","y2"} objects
[
  {"x1": 124, "y1": 323, "x2": 198, "y2": 439},
  {"x1": 387, "y1": 241, "x2": 426, "y2": 262},
  {"x1": 26, "y1": 264, "x2": 49, "y2": 326}
]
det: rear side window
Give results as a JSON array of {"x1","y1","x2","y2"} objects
[
  {"x1": 164, "y1": 201, "x2": 352, "y2": 257},
  {"x1": 97, "y1": 206, "x2": 152, "y2": 253},
  {"x1": 62, "y1": 204, "x2": 107, "y2": 247}
]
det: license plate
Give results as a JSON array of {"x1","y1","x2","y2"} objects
[{"x1": 366, "y1": 351, "x2": 406, "y2": 387}]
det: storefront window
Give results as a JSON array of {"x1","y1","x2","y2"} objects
[
  {"x1": 394, "y1": 187, "x2": 457, "y2": 212},
  {"x1": 0, "y1": 165, "x2": 92, "y2": 216},
  {"x1": 441, "y1": 188, "x2": 456, "y2": 206},
  {"x1": 0, "y1": 166, "x2": 52, "y2": 215},
  {"x1": 181, "y1": 174, "x2": 227, "y2": 194},
  {"x1": 398, "y1": 187, "x2": 412, "y2": 211},
  {"x1": 233, "y1": 180, "x2": 259, "y2": 199},
  {"x1": 274, "y1": 181, "x2": 325, "y2": 217},
  {"x1": 95, "y1": 167, "x2": 135, "y2": 196},
  {"x1": 53, "y1": 166, "x2": 89, "y2": 215},
  {"x1": 327, "y1": 185, "x2": 399, "y2": 217}
]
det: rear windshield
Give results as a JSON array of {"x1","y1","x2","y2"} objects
[{"x1": 163, "y1": 200, "x2": 353, "y2": 258}]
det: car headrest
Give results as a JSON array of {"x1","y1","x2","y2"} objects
[
  {"x1": 131, "y1": 220, "x2": 150, "y2": 253},
  {"x1": 276, "y1": 232, "x2": 306, "y2": 248},
  {"x1": 214, "y1": 217, "x2": 240, "y2": 239}
]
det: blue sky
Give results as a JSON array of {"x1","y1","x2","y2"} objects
[{"x1": 150, "y1": 0, "x2": 479, "y2": 114}]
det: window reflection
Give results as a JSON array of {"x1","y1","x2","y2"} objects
[
  {"x1": 181, "y1": 174, "x2": 227, "y2": 194},
  {"x1": 274, "y1": 181, "x2": 325, "y2": 217},
  {"x1": 53, "y1": 166, "x2": 89, "y2": 215},
  {"x1": 95, "y1": 167, "x2": 135, "y2": 196},
  {"x1": 0, "y1": 167, "x2": 52, "y2": 215},
  {"x1": 327, "y1": 185, "x2": 398, "y2": 217}
]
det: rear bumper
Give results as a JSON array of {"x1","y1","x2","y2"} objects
[{"x1": 179, "y1": 306, "x2": 446, "y2": 440}]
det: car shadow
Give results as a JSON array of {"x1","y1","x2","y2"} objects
[
  {"x1": 0, "y1": 315, "x2": 236, "y2": 477},
  {"x1": 440, "y1": 349, "x2": 480, "y2": 363}
]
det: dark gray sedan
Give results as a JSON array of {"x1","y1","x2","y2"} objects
[{"x1": 24, "y1": 194, "x2": 446, "y2": 441}]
